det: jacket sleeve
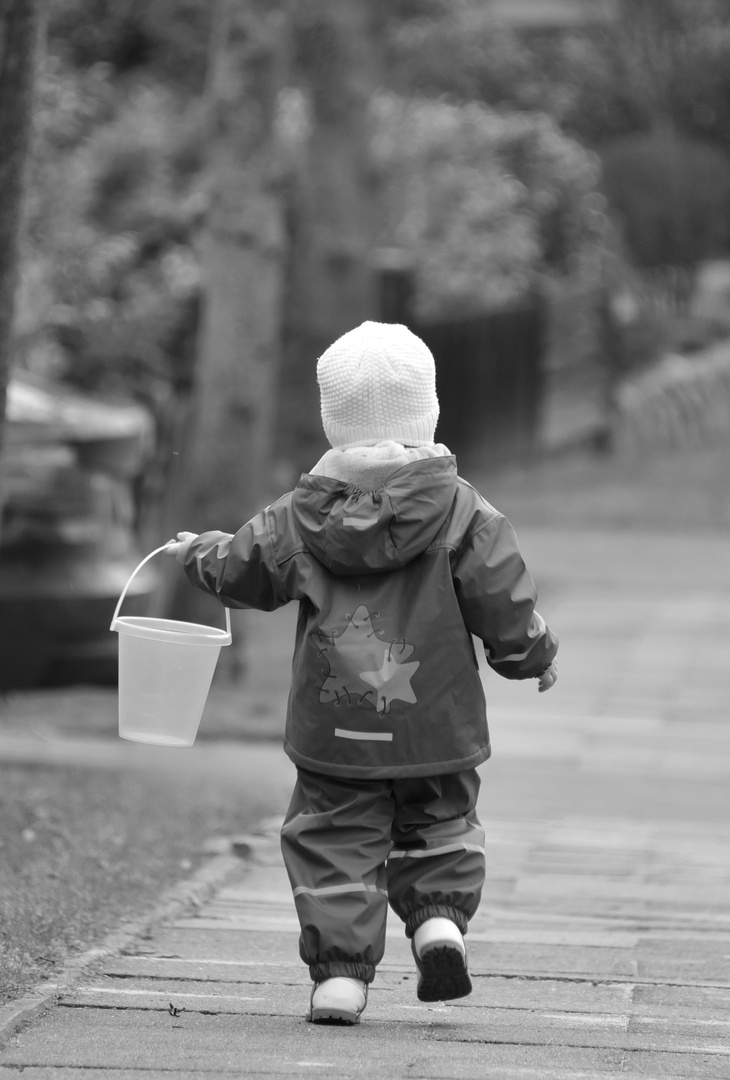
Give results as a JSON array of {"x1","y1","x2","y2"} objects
[
  {"x1": 452, "y1": 512, "x2": 558, "y2": 680},
  {"x1": 181, "y1": 512, "x2": 290, "y2": 612}
]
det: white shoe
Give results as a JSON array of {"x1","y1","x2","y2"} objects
[
  {"x1": 412, "y1": 917, "x2": 472, "y2": 1002},
  {"x1": 308, "y1": 977, "x2": 368, "y2": 1024}
]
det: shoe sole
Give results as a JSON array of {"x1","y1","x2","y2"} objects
[
  {"x1": 308, "y1": 1007, "x2": 362, "y2": 1025},
  {"x1": 308, "y1": 985, "x2": 367, "y2": 1025},
  {"x1": 414, "y1": 943, "x2": 472, "y2": 1002}
]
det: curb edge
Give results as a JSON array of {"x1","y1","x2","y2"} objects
[{"x1": 0, "y1": 849, "x2": 244, "y2": 1050}]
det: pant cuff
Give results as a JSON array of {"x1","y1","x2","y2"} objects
[
  {"x1": 309, "y1": 960, "x2": 376, "y2": 984},
  {"x1": 405, "y1": 904, "x2": 469, "y2": 939}
]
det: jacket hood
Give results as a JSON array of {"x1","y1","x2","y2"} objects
[{"x1": 291, "y1": 456, "x2": 458, "y2": 575}]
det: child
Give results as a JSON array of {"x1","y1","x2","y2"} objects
[{"x1": 166, "y1": 321, "x2": 558, "y2": 1024}]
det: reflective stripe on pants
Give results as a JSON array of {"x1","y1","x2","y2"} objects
[{"x1": 280, "y1": 767, "x2": 486, "y2": 984}]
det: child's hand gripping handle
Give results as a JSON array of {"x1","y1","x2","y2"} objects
[
  {"x1": 164, "y1": 532, "x2": 199, "y2": 564},
  {"x1": 537, "y1": 662, "x2": 558, "y2": 693}
]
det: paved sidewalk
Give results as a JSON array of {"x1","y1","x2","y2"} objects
[{"x1": 1, "y1": 526, "x2": 730, "y2": 1078}]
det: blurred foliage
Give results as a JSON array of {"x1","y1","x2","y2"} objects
[
  {"x1": 22, "y1": 0, "x2": 613, "y2": 393},
  {"x1": 385, "y1": 0, "x2": 730, "y2": 352},
  {"x1": 385, "y1": 0, "x2": 562, "y2": 114},
  {"x1": 389, "y1": 0, "x2": 730, "y2": 156},
  {"x1": 554, "y1": 0, "x2": 730, "y2": 153},
  {"x1": 16, "y1": 0, "x2": 729, "y2": 404},
  {"x1": 374, "y1": 96, "x2": 608, "y2": 318},
  {"x1": 48, "y1": 0, "x2": 212, "y2": 91},
  {"x1": 17, "y1": 54, "x2": 204, "y2": 400}
]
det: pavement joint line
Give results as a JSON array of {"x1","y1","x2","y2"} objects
[
  {"x1": 79, "y1": 976, "x2": 307, "y2": 987},
  {"x1": 472, "y1": 971, "x2": 730, "y2": 990},
  {"x1": 423, "y1": 1038, "x2": 730, "y2": 1057},
  {"x1": 61, "y1": 970, "x2": 730, "y2": 991},
  {"x1": 0, "y1": 833, "x2": 267, "y2": 1051},
  {"x1": 55, "y1": 991, "x2": 730, "y2": 1027},
  {"x1": 103, "y1": 963, "x2": 297, "y2": 971},
  {"x1": 33, "y1": 991, "x2": 730, "y2": 1048},
  {"x1": 0, "y1": 1068, "x2": 242, "y2": 1076}
]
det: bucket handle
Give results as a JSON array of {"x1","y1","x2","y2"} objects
[{"x1": 110, "y1": 542, "x2": 232, "y2": 638}]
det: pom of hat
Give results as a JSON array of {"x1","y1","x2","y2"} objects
[{"x1": 317, "y1": 321, "x2": 440, "y2": 449}]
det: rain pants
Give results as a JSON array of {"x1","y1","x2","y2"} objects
[{"x1": 281, "y1": 767, "x2": 485, "y2": 983}]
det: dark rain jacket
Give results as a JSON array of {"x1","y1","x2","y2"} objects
[{"x1": 181, "y1": 455, "x2": 558, "y2": 779}]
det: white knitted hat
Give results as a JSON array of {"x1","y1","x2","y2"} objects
[{"x1": 317, "y1": 321, "x2": 440, "y2": 449}]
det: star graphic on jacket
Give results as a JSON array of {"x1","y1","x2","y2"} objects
[{"x1": 360, "y1": 650, "x2": 420, "y2": 715}]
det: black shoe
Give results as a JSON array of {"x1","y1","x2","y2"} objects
[{"x1": 411, "y1": 917, "x2": 472, "y2": 1002}]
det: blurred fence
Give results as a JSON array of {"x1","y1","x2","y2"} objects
[{"x1": 613, "y1": 341, "x2": 730, "y2": 455}]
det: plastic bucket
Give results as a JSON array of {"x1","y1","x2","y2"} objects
[{"x1": 110, "y1": 544, "x2": 232, "y2": 747}]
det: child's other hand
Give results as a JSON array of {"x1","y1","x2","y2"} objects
[
  {"x1": 537, "y1": 662, "x2": 557, "y2": 693},
  {"x1": 165, "y1": 532, "x2": 198, "y2": 564}
]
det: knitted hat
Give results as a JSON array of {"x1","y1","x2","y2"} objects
[{"x1": 317, "y1": 321, "x2": 440, "y2": 449}]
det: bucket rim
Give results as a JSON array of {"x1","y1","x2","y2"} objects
[
  {"x1": 112, "y1": 614, "x2": 232, "y2": 646},
  {"x1": 110, "y1": 543, "x2": 232, "y2": 642}
]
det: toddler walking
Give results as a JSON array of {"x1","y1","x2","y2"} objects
[{"x1": 166, "y1": 321, "x2": 558, "y2": 1024}]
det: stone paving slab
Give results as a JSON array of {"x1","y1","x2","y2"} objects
[
  {"x1": 0, "y1": 1069, "x2": 724, "y2": 1080},
  {"x1": 4, "y1": 1008, "x2": 730, "y2": 1078},
  {"x1": 80, "y1": 970, "x2": 641, "y2": 1014},
  {"x1": 100, "y1": 957, "x2": 308, "y2": 983},
  {"x1": 0, "y1": 1071, "x2": 695, "y2": 1080},
  {"x1": 5, "y1": 1005, "x2": 728, "y2": 1072},
  {"x1": 121, "y1": 914, "x2": 730, "y2": 987},
  {"x1": 633, "y1": 983, "x2": 730, "y2": 1014}
]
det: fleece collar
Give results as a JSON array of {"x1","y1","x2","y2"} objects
[{"x1": 310, "y1": 440, "x2": 451, "y2": 492}]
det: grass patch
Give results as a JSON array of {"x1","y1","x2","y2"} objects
[{"x1": 0, "y1": 761, "x2": 279, "y2": 1006}]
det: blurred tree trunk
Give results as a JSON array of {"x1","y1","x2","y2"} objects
[
  {"x1": 162, "y1": 0, "x2": 288, "y2": 659},
  {"x1": 0, "y1": 0, "x2": 44, "y2": 452},
  {"x1": 184, "y1": 0, "x2": 288, "y2": 533},
  {"x1": 277, "y1": 0, "x2": 384, "y2": 473}
]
